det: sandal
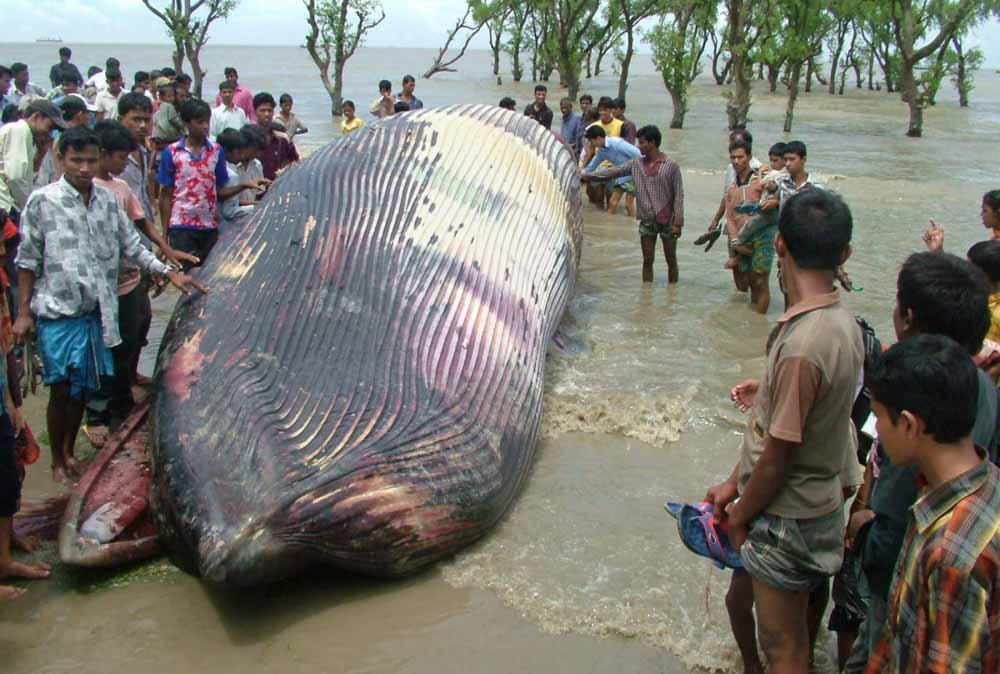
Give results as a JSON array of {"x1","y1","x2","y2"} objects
[{"x1": 82, "y1": 424, "x2": 109, "y2": 449}]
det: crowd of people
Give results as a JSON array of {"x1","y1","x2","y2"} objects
[{"x1": 1, "y1": 47, "x2": 999, "y2": 674}]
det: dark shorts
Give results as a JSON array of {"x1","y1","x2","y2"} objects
[
  {"x1": 741, "y1": 508, "x2": 845, "y2": 593},
  {"x1": 0, "y1": 412, "x2": 20, "y2": 517},
  {"x1": 85, "y1": 288, "x2": 144, "y2": 425},
  {"x1": 614, "y1": 180, "x2": 636, "y2": 195},
  {"x1": 638, "y1": 219, "x2": 679, "y2": 240},
  {"x1": 137, "y1": 275, "x2": 153, "y2": 348},
  {"x1": 168, "y1": 228, "x2": 219, "y2": 271}
]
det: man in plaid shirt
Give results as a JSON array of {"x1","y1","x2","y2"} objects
[
  {"x1": 581, "y1": 125, "x2": 684, "y2": 284},
  {"x1": 864, "y1": 335, "x2": 999, "y2": 674}
]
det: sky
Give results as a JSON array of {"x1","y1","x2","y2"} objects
[{"x1": 3, "y1": 0, "x2": 1000, "y2": 66}]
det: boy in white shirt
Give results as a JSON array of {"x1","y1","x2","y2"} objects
[
  {"x1": 210, "y1": 80, "x2": 249, "y2": 141},
  {"x1": 94, "y1": 68, "x2": 124, "y2": 121}
]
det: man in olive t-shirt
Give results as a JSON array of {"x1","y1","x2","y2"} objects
[{"x1": 706, "y1": 189, "x2": 862, "y2": 674}]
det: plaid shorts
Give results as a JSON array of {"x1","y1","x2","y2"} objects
[
  {"x1": 736, "y1": 224, "x2": 777, "y2": 275},
  {"x1": 741, "y1": 508, "x2": 845, "y2": 593}
]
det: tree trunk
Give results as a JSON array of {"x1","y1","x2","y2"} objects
[
  {"x1": 955, "y1": 39, "x2": 969, "y2": 107},
  {"x1": 710, "y1": 29, "x2": 728, "y2": 85},
  {"x1": 804, "y1": 60, "x2": 813, "y2": 93},
  {"x1": 172, "y1": 40, "x2": 185, "y2": 75},
  {"x1": 668, "y1": 88, "x2": 686, "y2": 129},
  {"x1": 867, "y1": 51, "x2": 874, "y2": 90},
  {"x1": 617, "y1": 26, "x2": 634, "y2": 100},
  {"x1": 905, "y1": 96, "x2": 923, "y2": 137},
  {"x1": 513, "y1": 49, "x2": 523, "y2": 82},
  {"x1": 828, "y1": 24, "x2": 846, "y2": 94},
  {"x1": 899, "y1": 63, "x2": 922, "y2": 137},
  {"x1": 488, "y1": 22, "x2": 503, "y2": 77},
  {"x1": 766, "y1": 63, "x2": 780, "y2": 92},
  {"x1": 330, "y1": 60, "x2": 345, "y2": 116},
  {"x1": 560, "y1": 49, "x2": 580, "y2": 99},
  {"x1": 585, "y1": 51, "x2": 592, "y2": 78},
  {"x1": 726, "y1": 29, "x2": 751, "y2": 126},
  {"x1": 186, "y1": 43, "x2": 207, "y2": 99},
  {"x1": 594, "y1": 49, "x2": 606, "y2": 77},
  {"x1": 812, "y1": 60, "x2": 827, "y2": 86},
  {"x1": 783, "y1": 61, "x2": 803, "y2": 132}
]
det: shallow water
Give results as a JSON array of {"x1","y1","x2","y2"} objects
[{"x1": 3, "y1": 43, "x2": 999, "y2": 672}]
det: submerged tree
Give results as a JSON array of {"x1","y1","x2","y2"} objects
[
  {"x1": 614, "y1": 0, "x2": 663, "y2": 99},
  {"x1": 647, "y1": 1, "x2": 712, "y2": 128},
  {"x1": 141, "y1": 0, "x2": 240, "y2": 98},
  {"x1": 583, "y1": 12, "x2": 623, "y2": 78},
  {"x1": 533, "y1": 0, "x2": 602, "y2": 99},
  {"x1": 485, "y1": 4, "x2": 514, "y2": 77},
  {"x1": 303, "y1": 0, "x2": 385, "y2": 117},
  {"x1": 503, "y1": 4, "x2": 532, "y2": 81},
  {"x1": 889, "y1": 0, "x2": 990, "y2": 137},
  {"x1": 708, "y1": 24, "x2": 732, "y2": 85},
  {"x1": 723, "y1": 0, "x2": 756, "y2": 130},
  {"x1": 777, "y1": 0, "x2": 829, "y2": 132},
  {"x1": 423, "y1": 1, "x2": 495, "y2": 78},
  {"x1": 951, "y1": 34, "x2": 984, "y2": 107}
]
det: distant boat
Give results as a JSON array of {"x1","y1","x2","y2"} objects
[{"x1": 36, "y1": 37, "x2": 63, "y2": 43}]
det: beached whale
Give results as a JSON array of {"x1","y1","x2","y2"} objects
[{"x1": 150, "y1": 104, "x2": 583, "y2": 585}]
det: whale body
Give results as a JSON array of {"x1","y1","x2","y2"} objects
[{"x1": 150, "y1": 104, "x2": 583, "y2": 585}]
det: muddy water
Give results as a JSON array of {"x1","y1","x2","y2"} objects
[{"x1": 2, "y1": 43, "x2": 998, "y2": 673}]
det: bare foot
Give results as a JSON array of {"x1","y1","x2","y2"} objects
[
  {"x1": 0, "y1": 558, "x2": 51, "y2": 581},
  {"x1": 12, "y1": 532, "x2": 37, "y2": 554},
  {"x1": 65, "y1": 455, "x2": 85, "y2": 477},
  {"x1": 0, "y1": 585, "x2": 26, "y2": 601},
  {"x1": 51, "y1": 465, "x2": 77, "y2": 488}
]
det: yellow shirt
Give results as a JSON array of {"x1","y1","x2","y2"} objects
[
  {"x1": 341, "y1": 117, "x2": 365, "y2": 135},
  {"x1": 598, "y1": 118, "x2": 623, "y2": 138},
  {"x1": 988, "y1": 293, "x2": 1000, "y2": 343}
]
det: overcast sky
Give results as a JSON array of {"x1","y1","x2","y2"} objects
[{"x1": 3, "y1": 0, "x2": 1000, "y2": 65}]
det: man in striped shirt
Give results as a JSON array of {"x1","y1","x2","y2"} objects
[
  {"x1": 864, "y1": 335, "x2": 1000, "y2": 674},
  {"x1": 581, "y1": 125, "x2": 684, "y2": 283}
]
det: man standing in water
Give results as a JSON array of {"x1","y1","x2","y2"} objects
[
  {"x1": 698, "y1": 130, "x2": 761, "y2": 251},
  {"x1": 723, "y1": 140, "x2": 759, "y2": 293},
  {"x1": 707, "y1": 189, "x2": 862, "y2": 674},
  {"x1": 581, "y1": 125, "x2": 684, "y2": 283},
  {"x1": 559, "y1": 98, "x2": 583, "y2": 159},
  {"x1": 370, "y1": 80, "x2": 395, "y2": 119},
  {"x1": 48, "y1": 47, "x2": 82, "y2": 90},
  {"x1": 396, "y1": 75, "x2": 423, "y2": 110},
  {"x1": 524, "y1": 85, "x2": 553, "y2": 130},
  {"x1": 214, "y1": 67, "x2": 255, "y2": 123}
]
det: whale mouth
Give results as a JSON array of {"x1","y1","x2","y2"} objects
[{"x1": 198, "y1": 526, "x2": 296, "y2": 585}]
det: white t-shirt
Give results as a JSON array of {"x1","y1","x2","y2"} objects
[
  {"x1": 85, "y1": 70, "x2": 108, "y2": 93},
  {"x1": 95, "y1": 89, "x2": 122, "y2": 119}
]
